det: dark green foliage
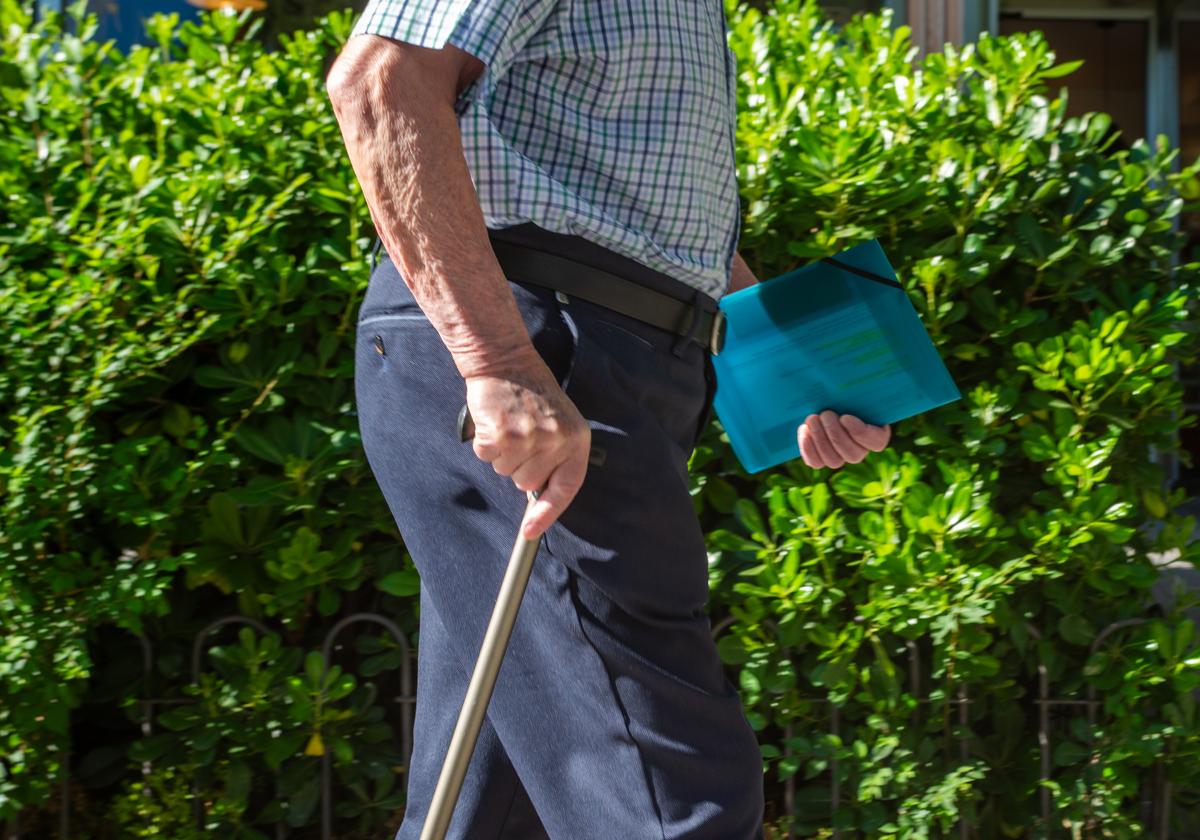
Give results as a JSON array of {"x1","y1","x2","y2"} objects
[
  {"x1": 0, "y1": 1, "x2": 408, "y2": 832},
  {"x1": 1, "y1": 0, "x2": 1199, "y2": 834},
  {"x1": 691, "y1": 0, "x2": 1200, "y2": 835}
]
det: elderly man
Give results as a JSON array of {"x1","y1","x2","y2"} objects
[{"x1": 326, "y1": 2, "x2": 891, "y2": 837}]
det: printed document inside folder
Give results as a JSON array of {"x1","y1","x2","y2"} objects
[{"x1": 711, "y1": 239, "x2": 961, "y2": 474}]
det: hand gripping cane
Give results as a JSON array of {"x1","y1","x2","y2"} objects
[{"x1": 419, "y1": 405, "x2": 604, "y2": 840}]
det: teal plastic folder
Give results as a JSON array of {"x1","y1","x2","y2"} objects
[{"x1": 711, "y1": 239, "x2": 961, "y2": 474}]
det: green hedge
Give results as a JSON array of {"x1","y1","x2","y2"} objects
[
  {"x1": 705, "y1": 1, "x2": 1200, "y2": 835},
  {"x1": 0, "y1": 2, "x2": 407, "y2": 835},
  {"x1": 1, "y1": 0, "x2": 1199, "y2": 835}
]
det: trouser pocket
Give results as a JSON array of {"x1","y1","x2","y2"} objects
[{"x1": 691, "y1": 353, "x2": 717, "y2": 451}]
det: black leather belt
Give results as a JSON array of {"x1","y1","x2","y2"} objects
[{"x1": 486, "y1": 237, "x2": 727, "y2": 356}]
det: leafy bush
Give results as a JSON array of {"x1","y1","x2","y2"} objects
[
  {"x1": 695, "y1": 0, "x2": 1200, "y2": 835},
  {"x1": 0, "y1": 1, "x2": 410, "y2": 832},
  {"x1": 0, "y1": 0, "x2": 1198, "y2": 835}
]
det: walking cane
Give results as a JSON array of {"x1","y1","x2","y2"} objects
[{"x1": 420, "y1": 406, "x2": 601, "y2": 840}]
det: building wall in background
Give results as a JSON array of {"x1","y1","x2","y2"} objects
[
  {"x1": 999, "y1": 16, "x2": 1148, "y2": 144},
  {"x1": 1182, "y1": 18, "x2": 1200, "y2": 249}
]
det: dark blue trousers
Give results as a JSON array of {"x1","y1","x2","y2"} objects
[{"x1": 354, "y1": 238, "x2": 764, "y2": 840}]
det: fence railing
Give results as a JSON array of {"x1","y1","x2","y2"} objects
[
  {"x1": 708, "y1": 616, "x2": 1173, "y2": 839},
  {"x1": 0, "y1": 614, "x2": 1179, "y2": 839},
  {"x1": 4, "y1": 612, "x2": 416, "y2": 840}
]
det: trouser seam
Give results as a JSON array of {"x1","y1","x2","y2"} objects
[
  {"x1": 567, "y1": 571, "x2": 668, "y2": 840},
  {"x1": 491, "y1": 761, "x2": 525, "y2": 840}
]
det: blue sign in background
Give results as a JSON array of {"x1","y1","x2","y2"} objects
[{"x1": 39, "y1": 0, "x2": 202, "y2": 51}]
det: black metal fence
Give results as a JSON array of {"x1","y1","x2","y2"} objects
[
  {"x1": 0, "y1": 615, "x2": 1182, "y2": 839},
  {"x1": 708, "y1": 616, "x2": 1175, "y2": 839}
]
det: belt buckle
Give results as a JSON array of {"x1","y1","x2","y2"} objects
[{"x1": 709, "y1": 309, "x2": 726, "y2": 356}]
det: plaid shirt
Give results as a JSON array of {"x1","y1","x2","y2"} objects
[{"x1": 350, "y1": 0, "x2": 741, "y2": 299}]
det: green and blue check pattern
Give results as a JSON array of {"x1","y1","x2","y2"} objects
[{"x1": 350, "y1": 0, "x2": 741, "y2": 299}]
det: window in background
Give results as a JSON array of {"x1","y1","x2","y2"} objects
[
  {"x1": 1177, "y1": 19, "x2": 1200, "y2": 497},
  {"x1": 998, "y1": 16, "x2": 1148, "y2": 149},
  {"x1": 1181, "y1": 20, "x2": 1200, "y2": 261}
]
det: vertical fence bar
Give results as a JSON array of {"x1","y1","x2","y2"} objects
[
  {"x1": 830, "y1": 702, "x2": 840, "y2": 840},
  {"x1": 1158, "y1": 768, "x2": 1172, "y2": 840},
  {"x1": 275, "y1": 780, "x2": 287, "y2": 840},
  {"x1": 774, "y1": 620, "x2": 799, "y2": 840},
  {"x1": 907, "y1": 641, "x2": 921, "y2": 729},
  {"x1": 1086, "y1": 619, "x2": 1153, "y2": 838},
  {"x1": 1020, "y1": 623, "x2": 1052, "y2": 839},
  {"x1": 319, "y1": 613, "x2": 414, "y2": 840},
  {"x1": 135, "y1": 633, "x2": 162, "y2": 837},
  {"x1": 59, "y1": 749, "x2": 68, "y2": 840},
  {"x1": 137, "y1": 634, "x2": 154, "y2": 779},
  {"x1": 189, "y1": 616, "x2": 272, "y2": 832},
  {"x1": 136, "y1": 628, "x2": 164, "y2": 835},
  {"x1": 782, "y1": 720, "x2": 795, "y2": 840},
  {"x1": 958, "y1": 684, "x2": 969, "y2": 840},
  {"x1": 1038, "y1": 653, "x2": 1051, "y2": 839}
]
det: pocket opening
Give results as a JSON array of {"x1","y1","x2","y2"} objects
[
  {"x1": 553, "y1": 300, "x2": 585, "y2": 394},
  {"x1": 356, "y1": 311, "x2": 431, "y2": 328}
]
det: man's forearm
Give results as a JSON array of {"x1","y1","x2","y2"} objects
[{"x1": 327, "y1": 41, "x2": 541, "y2": 380}]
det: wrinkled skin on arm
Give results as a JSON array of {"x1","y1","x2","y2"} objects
[{"x1": 326, "y1": 35, "x2": 590, "y2": 539}]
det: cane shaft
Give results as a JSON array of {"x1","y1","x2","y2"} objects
[{"x1": 420, "y1": 491, "x2": 541, "y2": 840}]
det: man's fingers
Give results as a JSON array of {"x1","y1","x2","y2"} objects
[
  {"x1": 818, "y1": 410, "x2": 868, "y2": 464},
  {"x1": 803, "y1": 414, "x2": 845, "y2": 469},
  {"x1": 798, "y1": 423, "x2": 821, "y2": 467},
  {"x1": 485, "y1": 436, "x2": 539, "y2": 476},
  {"x1": 839, "y1": 414, "x2": 891, "y2": 451},
  {"x1": 510, "y1": 453, "x2": 558, "y2": 493},
  {"x1": 520, "y1": 454, "x2": 587, "y2": 541},
  {"x1": 472, "y1": 437, "x2": 502, "y2": 463},
  {"x1": 462, "y1": 370, "x2": 590, "y2": 535}
]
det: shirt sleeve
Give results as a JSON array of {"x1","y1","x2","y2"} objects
[{"x1": 350, "y1": 0, "x2": 556, "y2": 78}]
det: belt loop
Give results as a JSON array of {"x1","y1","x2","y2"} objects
[
  {"x1": 671, "y1": 290, "x2": 704, "y2": 358},
  {"x1": 369, "y1": 236, "x2": 384, "y2": 272}
]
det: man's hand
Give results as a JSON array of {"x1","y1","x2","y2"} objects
[
  {"x1": 466, "y1": 358, "x2": 591, "y2": 541},
  {"x1": 798, "y1": 411, "x2": 891, "y2": 470}
]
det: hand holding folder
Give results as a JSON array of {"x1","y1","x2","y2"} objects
[
  {"x1": 712, "y1": 239, "x2": 962, "y2": 474},
  {"x1": 796, "y1": 410, "x2": 892, "y2": 472}
]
